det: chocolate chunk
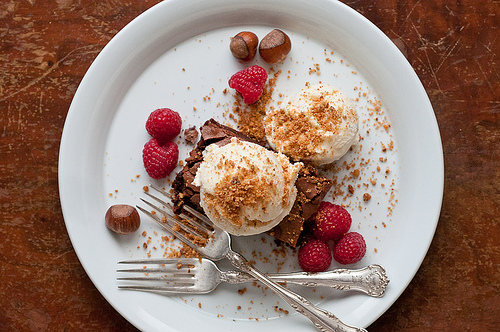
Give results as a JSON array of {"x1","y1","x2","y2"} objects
[
  {"x1": 295, "y1": 176, "x2": 322, "y2": 200},
  {"x1": 190, "y1": 194, "x2": 200, "y2": 205},
  {"x1": 200, "y1": 123, "x2": 227, "y2": 142},
  {"x1": 182, "y1": 171, "x2": 198, "y2": 192},
  {"x1": 183, "y1": 126, "x2": 199, "y2": 144}
]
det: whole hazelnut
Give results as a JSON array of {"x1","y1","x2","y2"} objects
[
  {"x1": 105, "y1": 204, "x2": 140, "y2": 235},
  {"x1": 230, "y1": 31, "x2": 259, "y2": 62},
  {"x1": 259, "y1": 29, "x2": 291, "y2": 63}
]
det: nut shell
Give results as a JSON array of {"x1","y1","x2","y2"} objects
[
  {"x1": 259, "y1": 29, "x2": 291, "y2": 63},
  {"x1": 230, "y1": 31, "x2": 258, "y2": 62},
  {"x1": 105, "y1": 204, "x2": 140, "y2": 235}
]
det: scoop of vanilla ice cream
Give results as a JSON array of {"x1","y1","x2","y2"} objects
[
  {"x1": 193, "y1": 137, "x2": 302, "y2": 236},
  {"x1": 264, "y1": 84, "x2": 359, "y2": 165}
]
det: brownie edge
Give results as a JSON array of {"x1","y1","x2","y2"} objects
[{"x1": 171, "y1": 119, "x2": 333, "y2": 247}]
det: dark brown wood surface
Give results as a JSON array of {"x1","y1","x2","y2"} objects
[{"x1": 1, "y1": 0, "x2": 498, "y2": 330}]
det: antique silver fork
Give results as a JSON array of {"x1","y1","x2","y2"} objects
[
  {"x1": 118, "y1": 258, "x2": 389, "y2": 297},
  {"x1": 134, "y1": 185, "x2": 368, "y2": 332}
]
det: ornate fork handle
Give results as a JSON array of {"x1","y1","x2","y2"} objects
[
  {"x1": 222, "y1": 264, "x2": 389, "y2": 297},
  {"x1": 226, "y1": 249, "x2": 367, "y2": 332}
]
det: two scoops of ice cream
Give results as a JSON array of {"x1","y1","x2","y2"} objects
[{"x1": 193, "y1": 84, "x2": 359, "y2": 235}]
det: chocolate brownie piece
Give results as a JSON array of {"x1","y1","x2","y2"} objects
[
  {"x1": 267, "y1": 166, "x2": 333, "y2": 247},
  {"x1": 171, "y1": 119, "x2": 333, "y2": 247}
]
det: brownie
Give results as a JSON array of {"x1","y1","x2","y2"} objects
[{"x1": 171, "y1": 119, "x2": 333, "y2": 247}]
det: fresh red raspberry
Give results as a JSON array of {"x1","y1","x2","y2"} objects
[
  {"x1": 333, "y1": 232, "x2": 366, "y2": 265},
  {"x1": 312, "y1": 202, "x2": 352, "y2": 242},
  {"x1": 228, "y1": 65, "x2": 268, "y2": 104},
  {"x1": 142, "y1": 138, "x2": 179, "y2": 179},
  {"x1": 298, "y1": 239, "x2": 332, "y2": 272},
  {"x1": 146, "y1": 108, "x2": 182, "y2": 143}
]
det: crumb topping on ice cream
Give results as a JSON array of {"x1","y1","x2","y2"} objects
[{"x1": 264, "y1": 84, "x2": 359, "y2": 165}]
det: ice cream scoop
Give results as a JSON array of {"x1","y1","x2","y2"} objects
[
  {"x1": 264, "y1": 84, "x2": 359, "y2": 165},
  {"x1": 193, "y1": 137, "x2": 302, "y2": 236}
]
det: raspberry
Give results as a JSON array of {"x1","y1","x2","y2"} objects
[
  {"x1": 228, "y1": 65, "x2": 268, "y2": 104},
  {"x1": 146, "y1": 108, "x2": 182, "y2": 143},
  {"x1": 333, "y1": 232, "x2": 366, "y2": 265},
  {"x1": 142, "y1": 138, "x2": 179, "y2": 179},
  {"x1": 312, "y1": 202, "x2": 352, "y2": 242},
  {"x1": 298, "y1": 239, "x2": 332, "y2": 272}
]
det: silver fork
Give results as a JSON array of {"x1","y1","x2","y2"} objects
[
  {"x1": 135, "y1": 185, "x2": 368, "y2": 332},
  {"x1": 118, "y1": 258, "x2": 389, "y2": 297}
]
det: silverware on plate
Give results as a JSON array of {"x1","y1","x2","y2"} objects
[
  {"x1": 117, "y1": 258, "x2": 389, "y2": 297},
  {"x1": 128, "y1": 185, "x2": 371, "y2": 332}
]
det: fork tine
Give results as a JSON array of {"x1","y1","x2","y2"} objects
[
  {"x1": 147, "y1": 186, "x2": 214, "y2": 233},
  {"x1": 117, "y1": 276, "x2": 194, "y2": 283},
  {"x1": 135, "y1": 204, "x2": 199, "y2": 251},
  {"x1": 118, "y1": 258, "x2": 199, "y2": 265},
  {"x1": 149, "y1": 184, "x2": 173, "y2": 199},
  {"x1": 181, "y1": 204, "x2": 214, "y2": 227},
  {"x1": 177, "y1": 209, "x2": 213, "y2": 234},
  {"x1": 140, "y1": 194, "x2": 209, "y2": 239},
  {"x1": 116, "y1": 267, "x2": 193, "y2": 274},
  {"x1": 118, "y1": 285, "x2": 205, "y2": 294}
]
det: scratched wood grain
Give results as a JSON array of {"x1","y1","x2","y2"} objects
[{"x1": 0, "y1": 0, "x2": 498, "y2": 331}]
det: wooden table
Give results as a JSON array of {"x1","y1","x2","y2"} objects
[{"x1": 1, "y1": 0, "x2": 498, "y2": 330}]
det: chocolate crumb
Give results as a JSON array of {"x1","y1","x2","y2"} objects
[
  {"x1": 184, "y1": 126, "x2": 199, "y2": 144},
  {"x1": 348, "y1": 184, "x2": 355, "y2": 194}
]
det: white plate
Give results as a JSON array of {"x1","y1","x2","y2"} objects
[{"x1": 59, "y1": 0, "x2": 444, "y2": 331}]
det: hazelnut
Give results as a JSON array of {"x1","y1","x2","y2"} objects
[
  {"x1": 259, "y1": 29, "x2": 291, "y2": 63},
  {"x1": 105, "y1": 204, "x2": 140, "y2": 235},
  {"x1": 230, "y1": 31, "x2": 258, "y2": 62}
]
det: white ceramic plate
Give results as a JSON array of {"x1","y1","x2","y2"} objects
[{"x1": 59, "y1": 0, "x2": 444, "y2": 331}]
